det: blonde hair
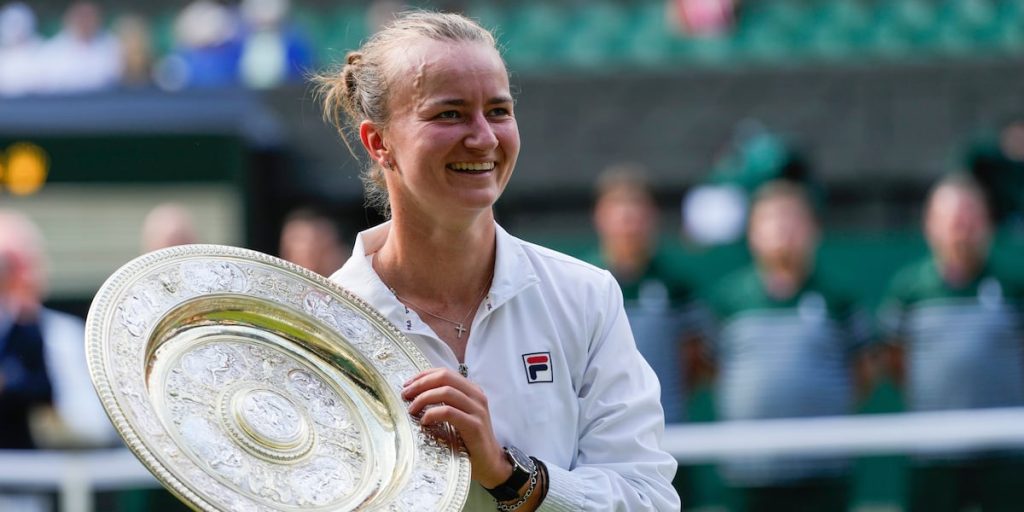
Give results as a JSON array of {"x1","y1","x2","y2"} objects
[{"x1": 314, "y1": 10, "x2": 500, "y2": 216}]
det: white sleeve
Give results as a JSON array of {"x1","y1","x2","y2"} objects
[
  {"x1": 538, "y1": 273, "x2": 681, "y2": 512},
  {"x1": 41, "y1": 310, "x2": 118, "y2": 446}
]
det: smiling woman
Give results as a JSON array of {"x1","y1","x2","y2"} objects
[{"x1": 315, "y1": 11, "x2": 679, "y2": 512}]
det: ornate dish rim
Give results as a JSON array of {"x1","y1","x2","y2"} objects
[{"x1": 85, "y1": 244, "x2": 471, "y2": 511}]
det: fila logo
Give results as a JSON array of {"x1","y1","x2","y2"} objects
[{"x1": 522, "y1": 352, "x2": 553, "y2": 384}]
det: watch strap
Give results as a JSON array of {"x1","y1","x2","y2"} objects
[
  {"x1": 485, "y1": 447, "x2": 534, "y2": 502},
  {"x1": 496, "y1": 465, "x2": 540, "y2": 512}
]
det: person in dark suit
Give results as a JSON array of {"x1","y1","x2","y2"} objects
[
  {"x1": 0, "y1": 210, "x2": 114, "y2": 451},
  {"x1": 0, "y1": 249, "x2": 53, "y2": 449}
]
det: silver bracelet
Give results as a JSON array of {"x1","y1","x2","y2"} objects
[{"x1": 495, "y1": 469, "x2": 539, "y2": 512}]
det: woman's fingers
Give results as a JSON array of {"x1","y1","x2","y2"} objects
[
  {"x1": 406, "y1": 385, "x2": 481, "y2": 417},
  {"x1": 402, "y1": 366, "x2": 445, "y2": 387},
  {"x1": 402, "y1": 368, "x2": 485, "y2": 403},
  {"x1": 399, "y1": 367, "x2": 511, "y2": 486}
]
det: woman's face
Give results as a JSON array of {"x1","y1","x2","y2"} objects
[{"x1": 374, "y1": 39, "x2": 519, "y2": 219}]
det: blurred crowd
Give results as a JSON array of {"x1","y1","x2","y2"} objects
[
  {"x1": 0, "y1": 0, "x2": 317, "y2": 96},
  {"x1": 0, "y1": 0, "x2": 509, "y2": 97},
  {"x1": 589, "y1": 116, "x2": 1024, "y2": 511}
]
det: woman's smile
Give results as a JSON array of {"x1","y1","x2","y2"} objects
[{"x1": 447, "y1": 161, "x2": 496, "y2": 173}]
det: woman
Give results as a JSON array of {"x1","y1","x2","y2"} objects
[{"x1": 317, "y1": 11, "x2": 678, "y2": 511}]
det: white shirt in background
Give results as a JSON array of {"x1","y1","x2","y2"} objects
[{"x1": 39, "y1": 31, "x2": 121, "y2": 94}]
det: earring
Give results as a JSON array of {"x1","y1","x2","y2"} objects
[{"x1": 382, "y1": 160, "x2": 392, "y2": 170}]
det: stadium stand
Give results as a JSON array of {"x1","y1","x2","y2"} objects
[{"x1": 18, "y1": 0, "x2": 1024, "y2": 71}]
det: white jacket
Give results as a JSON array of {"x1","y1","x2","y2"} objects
[
  {"x1": 0, "y1": 307, "x2": 117, "y2": 447},
  {"x1": 39, "y1": 308, "x2": 118, "y2": 446},
  {"x1": 331, "y1": 222, "x2": 680, "y2": 511}
]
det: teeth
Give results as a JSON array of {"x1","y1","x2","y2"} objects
[{"x1": 448, "y1": 162, "x2": 495, "y2": 171}]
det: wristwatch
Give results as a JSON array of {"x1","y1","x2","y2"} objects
[{"x1": 484, "y1": 445, "x2": 537, "y2": 502}]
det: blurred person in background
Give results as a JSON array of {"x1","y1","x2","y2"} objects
[
  {"x1": 238, "y1": 0, "x2": 314, "y2": 89},
  {"x1": 966, "y1": 116, "x2": 1024, "y2": 234},
  {"x1": 682, "y1": 120, "x2": 815, "y2": 247},
  {"x1": 673, "y1": 0, "x2": 737, "y2": 38},
  {"x1": 880, "y1": 174, "x2": 1024, "y2": 512},
  {"x1": 278, "y1": 207, "x2": 349, "y2": 277},
  {"x1": 140, "y1": 202, "x2": 200, "y2": 253},
  {"x1": 0, "y1": 215, "x2": 52, "y2": 452},
  {"x1": 39, "y1": 1, "x2": 121, "y2": 95},
  {"x1": 586, "y1": 163, "x2": 706, "y2": 424},
  {"x1": 0, "y1": 249, "x2": 50, "y2": 512},
  {"x1": 114, "y1": 13, "x2": 154, "y2": 89},
  {"x1": 157, "y1": 0, "x2": 241, "y2": 91},
  {"x1": 0, "y1": 210, "x2": 115, "y2": 450},
  {"x1": 0, "y1": 2, "x2": 43, "y2": 97},
  {"x1": 706, "y1": 180, "x2": 873, "y2": 512}
]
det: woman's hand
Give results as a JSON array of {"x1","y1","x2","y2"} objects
[{"x1": 402, "y1": 367, "x2": 512, "y2": 488}]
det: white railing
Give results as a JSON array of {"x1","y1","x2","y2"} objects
[
  {"x1": 663, "y1": 407, "x2": 1024, "y2": 461},
  {"x1": 3, "y1": 407, "x2": 1024, "y2": 511},
  {"x1": 0, "y1": 448, "x2": 159, "y2": 512}
]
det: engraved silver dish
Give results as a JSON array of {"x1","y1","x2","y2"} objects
[{"x1": 85, "y1": 245, "x2": 470, "y2": 511}]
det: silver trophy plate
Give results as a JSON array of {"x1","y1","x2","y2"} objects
[{"x1": 85, "y1": 245, "x2": 470, "y2": 511}]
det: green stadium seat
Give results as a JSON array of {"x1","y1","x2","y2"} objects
[
  {"x1": 893, "y1": 0, "x2": 939, "y2": 45},
  {"x1": 945, "y1": 0, "x2": 999, "y2": 29},
  {"x1": 623, "y1": 1, "x2": 676, "y2": 66},
  {"x1": 867, "y1": 0, "x2": 940, "y2": 58},
  {"x1": 732, "y1": 1, "x2": 800, "y2": 64},
  {"x1": 992, "y1": 0, "x2": 1024, "y2": 53},
  {"x1": 560, "y1": 1, "x2": 629, "y2": 68},
  {"x1": 502, "y1": 2, "x2": 569, "y2": 70},
  {"x1": 939, "y1": 0, "x2": 1001, "y2": 51},
  {"x1": 933, "y1": 24, "x2": 977, "y2": 55},
  {"x1": 804, "y1": 0, "x2": 873, "y2": 60}
]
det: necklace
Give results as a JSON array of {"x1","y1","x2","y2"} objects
[{"x1": 373, "y1": 251, "x2": 492, "y2": 339}]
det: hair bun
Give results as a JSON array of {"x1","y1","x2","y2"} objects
[{"x1": 341, "y1": 52, "x2": 361, "y2": 102}]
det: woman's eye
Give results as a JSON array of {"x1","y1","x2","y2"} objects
[
  {"x1": 489, "y1": 107, "x2": 511, "y2": 117},
  {"x1": 436, "y1": 110, "x2": 460, "y2": 119}
]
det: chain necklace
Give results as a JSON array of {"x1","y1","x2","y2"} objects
[{"x1": 373, "y1": 251, "x2": 492, "y2": 339}]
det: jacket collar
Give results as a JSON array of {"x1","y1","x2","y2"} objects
[
  {"x1": 489, "y1": 222, "x2": 540, "y2": 310},
  {"x1": 330, "y1": 221, "x2": 539, "y2": 325}
]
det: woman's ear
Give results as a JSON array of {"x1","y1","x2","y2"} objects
[{"x1": 359, "y1": 120, "x2": 389, "y2": 167}]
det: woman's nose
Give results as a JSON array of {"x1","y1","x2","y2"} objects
[{"x1": 464, "y1": 112, "x2": 498, "y2": 151}]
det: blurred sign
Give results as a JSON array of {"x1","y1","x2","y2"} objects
[
  {"x1": 0, "y1": 135, "x2": 243, "y2": 184},
  {"x1": 0, "y1": 134, "x2": 247, "y2": 300},
  {"x1": 3, "y1": 184, "x2": 243, "y2": 299},
  {"x1": 0, "y1": 142, "x2": 49, "y2": 196}
]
